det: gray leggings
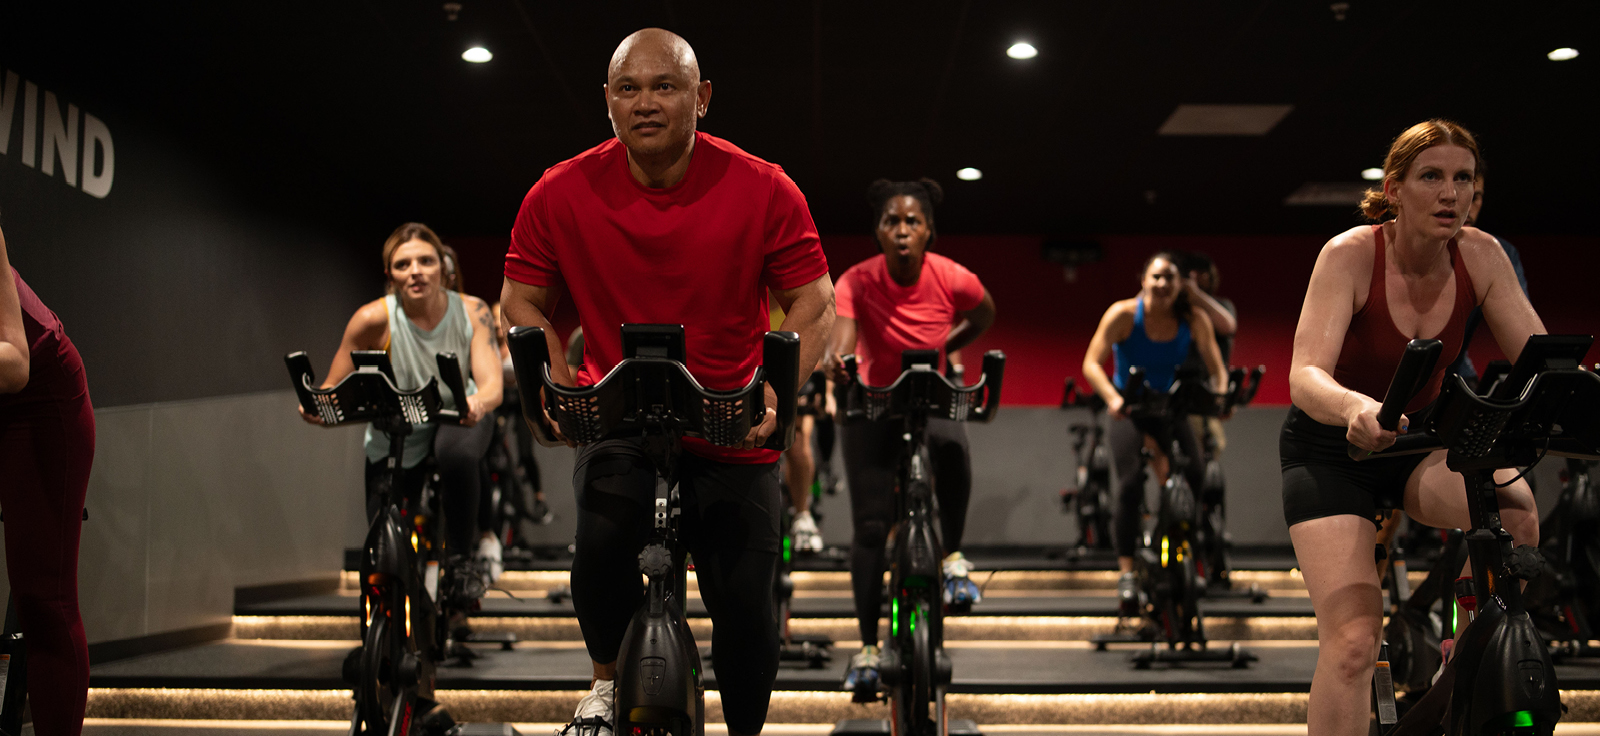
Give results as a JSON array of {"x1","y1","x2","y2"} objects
[{"x1": 1108, "y1": 413, "x2": 1204, "y2": 557}]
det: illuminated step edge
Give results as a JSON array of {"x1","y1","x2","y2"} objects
[
  {"x1": 343, "y1": 569, "x2": 1345, "y2": 594},
  {"x1": 83, "y1": 689, "x2": 1600, "y2": 724},
  {"x1": 232, "y1": 615, "x2": 1320, "y2": 641}
]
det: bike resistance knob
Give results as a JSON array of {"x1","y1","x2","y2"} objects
[
  {"x1": 1504, "y1": 544, "x2": 1545, "y2": 581},
  {"x1": 639, "y1": 543, "x2": 674, "y2": 578}
]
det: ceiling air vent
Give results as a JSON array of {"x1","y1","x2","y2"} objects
[{"x1": 1158, "y1": 104, "x2": 1293, "y2": 136}]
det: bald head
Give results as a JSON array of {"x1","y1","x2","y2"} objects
[
  {"x1": 608, "y1": 28, "x2": 699, "y2": 83},
  {"x1": 603, "y1": 28, "x2": 712, "y2": 176}
]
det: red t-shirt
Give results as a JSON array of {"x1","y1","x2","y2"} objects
[
  {"x1": 835, "y1": 252, "x2": 985, "y2": 387},
  {"x1": 505, "y1": 132, "x2": 829, "y2": 463}
]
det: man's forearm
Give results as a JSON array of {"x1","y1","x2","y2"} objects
[
  {"x1": 779, "y1": 292, "x2": 836, "y2": 382},
  {"x1": 500, "y1": 280, "x2": 575, "y2": 387}
]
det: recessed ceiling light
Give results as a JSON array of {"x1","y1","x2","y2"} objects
[
  {"x1": 1548, "y1": 47, "x2": 1579, "y2": 61},
  {"x1": 463, "y1": 46, "x2": 493, "y2": 63},
  {"x1": 1361, "y1": 168, "x2": 1384, "y2": 181},
  {"x1": 1006, "y1": 42, "x2": 1038, "y2": 60},
  {"x1": 956, "y1": 168, "x2": 983, "y2": 181}
]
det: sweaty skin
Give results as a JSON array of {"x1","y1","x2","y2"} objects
[{"x1": 0, "y1": 227, "x2": 28, "y2": 393}]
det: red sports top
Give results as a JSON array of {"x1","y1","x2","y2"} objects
[
  {"x1": 505, "y1": 132, "x2": 829, "y2": 463},
  {"x1": 836, "y1": 252, "x2": 985, "y2": 388},
  {"x1": 1333, "y1": 225, "x2": 1476, "y2": 414},
  {"x1": 0, "y1": 269, "x2": 84, "y2": 409}
]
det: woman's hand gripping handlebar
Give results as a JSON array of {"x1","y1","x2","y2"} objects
[
  {"x1": 1347, "y1": 339, "x2": 1443, "y2": 460},
  {"x1": 504, "y1": 325, "x2": 802, "y2": 452},
  {"x1": 285, "y1": 350, "x2": 471, "y2": 428}
]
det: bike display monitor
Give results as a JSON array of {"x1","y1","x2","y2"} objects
[
  {"x1": 1490, "y1": 334, "x2": 1593, "y2": 401},
  {"x1": 622, "y1": 324, "x2": 688, "y2": 363}
]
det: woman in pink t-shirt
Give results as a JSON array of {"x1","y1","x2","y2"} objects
[{"x1": 823, "y1": 179, "x2": 997, "y2": 701}]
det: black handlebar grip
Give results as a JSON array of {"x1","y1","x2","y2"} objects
[
  {"x1": 760, "y1": 331, "x2": 802, "y2": 451},
  {"x1": 434, "y1": 353, "x2": 470, "y2": 424},
  {"x1": 976, "y1": 350, "x2": 1006, "y2": 422},
  {"x1": 841, "y1": 355, "x2": 865, "y2": 423},
  {"x1": 1349, "y1": 339, "x2": 1443, "y2": 460},
  {"x1": 285, "y1": 352, "x2": 319, "y2": 418},
  {"x1": 1061, "y1": 377, "x2": 1077, "y2": 409},
  {"x1": 1240, "y1": 365, "x2": 1266, "y2": 407},
  {"x1": 507, "y1": 326, "x2": 562, "y2": 445}
]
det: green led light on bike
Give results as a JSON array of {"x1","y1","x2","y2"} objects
[
  {"x1": 910, "y1": 606, "x2": 918, "y2": 634},
  {"x1": 782, "y1": 536, "x2": 792, "y2": 564},
  {"x1": 891, "y1": 598, "x2": 900, "y2": 637},
  {"x1": 1498, "y1": 711, "x2": 1534, "y2": 728}
]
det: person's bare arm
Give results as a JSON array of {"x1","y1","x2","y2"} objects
[
  {"x1": 1082, "y1": 301, "x2": 1135, "y2": 415},
  {"x1": 298, "y1": 299, "x2": 388, "y2": 424},
  {"x1": 1185, "y1": 277, "x2": 1237, "y2": 335},
  {"x1": 762, "y1": 274, "x2": 836, "y2": 448},
  {"x1": 1460, "y1": 228, "x2": 1546, "y2": 363},
  {"x1": 824, "y1": 316, "x2": 858, "y2": 383},
  {"x1": 1190, "y1": 310, "x2": 1229, "y2": 395},
  {"x1": 0, "y1": 228, "x2": 29, "y2": 394},
  {"x1": 945, "y1": 290, "x2": 996, "y2": 356},
  {"x1": 1289, "y1": 232, "x2": 1401, "y2": 451},
  {"x1": 500, "y1": 278, "x2": 574, "y2": 387},
  {"x1": 464, "y1": 296, "x2": 504, "y2": 426}
]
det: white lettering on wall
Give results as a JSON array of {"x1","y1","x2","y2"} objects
[
  {"x1": 43, "y1": 91, "x2": 78, "y2": 187},
  {"x1": 1, "y1": 69, "x2": 114, "y2": 198},
  {"x1": 81, "y1": 114, "x2": 113, "y2": 199}
]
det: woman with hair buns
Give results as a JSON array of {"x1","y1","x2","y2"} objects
[
  {"x1": 1281, "y1": 120, "x2": 1545, "y2": 735},
  {"x1": 822, "y1": 178, "x2": 997, "y2": 701}
]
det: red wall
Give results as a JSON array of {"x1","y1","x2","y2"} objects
[{"x1": 450, "y1": 233, "x2": 1599, "y2": 406}]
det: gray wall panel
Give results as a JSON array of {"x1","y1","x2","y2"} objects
[{"x1": 0, "y1": 390, "x2": 365, "y2": 645}]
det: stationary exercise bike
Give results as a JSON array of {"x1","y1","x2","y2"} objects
[
  {"x1": 288, "y1": 349, "x2": 482, "y2": 736},
  {"x1": 839, "y1": 348, "x2": 1005, "y2": 736},
  {"x1": 1363, "y1": 334, "x2": 1600, "y2": 736},
  {"x1": 1060, "y1": 378, "x2": 1114, "y2": 555},
  {"x1": 507, "y1": 323, "x2": 800, "y2": 736},
  {"x1": 1192, "y1": 365, "x2": 1268, "y2": 601},
  {"x1": 1092, "y1": 366, "x2": 1258, "y2": 668}
]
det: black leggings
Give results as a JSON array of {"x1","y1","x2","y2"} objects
[
  {"x1": 840, "y1": 417, "x2": 971, "y2": 647},
  {"x1": 1109, "y1": 414, "x2": 1205, "y2": 558},
  {"x1": 569, "y1": 440, "x2": 781, "y2": 735},
  {"x1": 365, "y1": 420, "x2": 494, "y2": 554}
]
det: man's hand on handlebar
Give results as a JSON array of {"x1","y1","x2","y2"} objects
[
  {"x1": 1347, "y1": 396, "x2": 1408, "y2": 452},
  {"x1": 740, "y1": 382, "x2": 779, "y2": 450},
  {"x1": 533, "y1": 385, "x2": 576, "y2": 448},
  {"x1": 1107, "y1": 394, "x2": 1130, "y2": 418}
]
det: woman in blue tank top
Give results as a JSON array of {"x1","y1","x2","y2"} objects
[{"x1": 1081, "y1": 252, "x2": 1230, "y2": 612}]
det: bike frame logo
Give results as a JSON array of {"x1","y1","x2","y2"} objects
[{"x1": 0, "y1": 68, "x2": 115, "y2": 199}]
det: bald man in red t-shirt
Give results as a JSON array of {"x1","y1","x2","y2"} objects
[{"x1": 500, "y1": 29, "x2": 834, "y2": 736}]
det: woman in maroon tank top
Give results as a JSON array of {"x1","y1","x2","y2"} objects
[
  {"x1": 0, "y1": 224, "x2": 96, "y2": 736},
  {"x1": 1282, "y1": 121, "x2": 1547, "y2": 735}
]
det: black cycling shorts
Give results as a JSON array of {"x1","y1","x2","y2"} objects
[{"x1": 1280, "y1": 404, "x2": 1433, "y2": 529}]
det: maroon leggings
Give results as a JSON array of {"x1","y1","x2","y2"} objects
[{"x1": 0, "y1": 344, "x2": 93, "y2": 736}]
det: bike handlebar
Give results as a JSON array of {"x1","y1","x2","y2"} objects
[
  {"x1": 505, "y1": 325, "x2": 801, "y2": 452},
  {"x1": 286, "y1": 350, "x2": 469, "y2": 428},
  {"x1": 1347, "y1": 339, "x2": 1443, "y2": 461},
  {"x1": 1355, "y1": 335, "x2": 1600, "y2": 467},
  {"x1": 840, "y1": 350, "x2": 1005, "y2": 424}
]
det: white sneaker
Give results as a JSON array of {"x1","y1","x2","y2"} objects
[
  {"x1": 555, "y1": 678, "x2": 614, "y2": 736},
  {"x1": 476, "y1": 534, "x2": 504, "y2": 585},
  {"x1": 791, "y1": 511, "x2": 823, "y2": 554}
]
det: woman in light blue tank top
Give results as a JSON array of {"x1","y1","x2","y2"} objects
[
  {"x1": 295, "y1": 222, "x2": 504, "y2": 564},
  {"x1": 1079, "y1": 252, "x2": 1231, "y2": 604}
]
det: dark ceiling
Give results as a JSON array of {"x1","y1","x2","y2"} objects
[{"x1": 4, "y1": 1, "x2": 1597, "y2": 240}]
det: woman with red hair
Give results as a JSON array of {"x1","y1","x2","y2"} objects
[{"x1": 1281, "y1": 120, "x2": 1546, "y2": 735}]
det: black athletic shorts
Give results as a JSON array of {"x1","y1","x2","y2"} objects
[{"x1": 1280, "y1": 404, "x2": 1434, "y2": 529}]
